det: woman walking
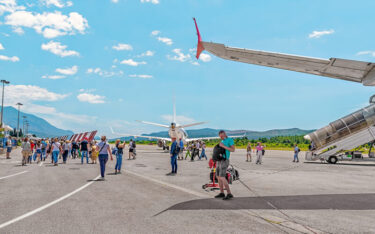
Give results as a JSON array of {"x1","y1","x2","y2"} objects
[
  {"x1": 62, "y1": 140, "x2": 72, "y2": 164},
  {"x1": 21, "y1": 138, "x2": 31, "y2": 166},
  {"x1": 96, "y1": 136, "x2": 113, "y2": 180},
  {"x1": 246, "y1": 142, "x2": 252, "y2": 162},
  {"x1": 115, "y1": 139, "x2": 126, "y2": 174},
  {"x1": 35, "y1": 140, "x2": 42, "y2": 163},
  {"x1": 199, "y1": 142, "x2": 207, "y2": 160},
  {"x1": 51, "y1": 138, "x2": 62, "y2": 166}
]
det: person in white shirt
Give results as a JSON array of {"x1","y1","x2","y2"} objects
[{"x1": 51, "y1": 138, "x2": 62, "y2": 166}]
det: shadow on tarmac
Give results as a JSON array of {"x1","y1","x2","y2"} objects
[
  {"x1": 163, "y1": 193, "x2": 375, "y2": 212},
  {"x1": 304, "y1": 162, "x2": 375, "y2": 167}
]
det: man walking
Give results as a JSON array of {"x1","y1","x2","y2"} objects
[
  {"x1": 199, "y1": 142, "x2": 207, "y2": 160},
  {"x1": 167, "y1": 137, "x2": 178, "y2": 175},
  {"x1": 80, "y1": 137, "x2": 89, "y2": 164},
  {"x1": 215, "y1": 130, "x2": 235, "y2": 200},
  {"x1": 6, "y1": 136, "x2": 12, "y2": 159},
  {"x1": 293, "y1": 144, "x2": 300, "y2": 163}
]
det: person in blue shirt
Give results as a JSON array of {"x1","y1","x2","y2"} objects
[
  {"x1": 293, "y1": 144, "x2": 300, "y2": 163},
  {"x1": 167, "y1": 137, "x2": 178, "y2": 176},
  {"x1": 215, "y1": 130, "x2": 235, "y2": 200},
  {"x1": 178, "y1": 138, "x2": 184, "y2": 160}
]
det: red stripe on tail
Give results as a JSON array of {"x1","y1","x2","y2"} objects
[{"x1": 193, "y1": 18, "x2": 204, "y2": 59}]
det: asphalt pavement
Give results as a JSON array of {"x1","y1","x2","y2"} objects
[{"x1": 1, "y1": 145, "x2": 375, "y2": 233}]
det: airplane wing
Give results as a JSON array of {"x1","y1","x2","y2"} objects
[
  {"x1": 110, "y1": 127, "x2": 171, "y2": 141},
  {"x1": 178, "y1": 122, "x2": 207, "y2": 129},
  {"x1": 134, "y1": 135, "x2": 171, "y2": 142},
  {"x1": 136, "y1": 120, "x2": 170, "y2": 128},
  {"x1": 186, "y1": 134, "x2": 246, "y2": 142},
  {"x1": 193, "y1": 18, "x2": 375, "y2": 86}
]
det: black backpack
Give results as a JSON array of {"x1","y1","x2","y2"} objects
[{"x1": 212, "y1": 144, "x2": 226, "y2": 161}]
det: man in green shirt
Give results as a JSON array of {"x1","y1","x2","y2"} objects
[{"x1": 215, "y1": 130, "x2": 235, "y2": 200}]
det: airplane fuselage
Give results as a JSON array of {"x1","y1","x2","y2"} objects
[{"x1": 169, "y1": 125, "x2": 188, "y2": 142}]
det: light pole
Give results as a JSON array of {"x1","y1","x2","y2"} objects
[
  {"x1": 22, "y1": 116, "x2": 27, "y2": 137},
  {"x1": 0, "y1": 80, "x2": 10, "y2": 128},
  {"x1": 16, "y1": 103, "x2": 23, "y2": 139},
  {"x1": 26, "y1": 122, "x2": 29, "y2": 135}
]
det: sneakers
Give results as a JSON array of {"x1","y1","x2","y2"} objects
[
  {"x1": 223, "y1": 194, "x2": 234, "y2": 200},
  {"x1": 214, "y1": 193, "x2": 225, "y2": 198},
  {"x1": 166, "y1": 172, "x2": 174, "y2": 176}
]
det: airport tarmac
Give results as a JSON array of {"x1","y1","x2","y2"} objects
[{"x1": 1, "y1": 145, "x2": 375, "y2": 234}]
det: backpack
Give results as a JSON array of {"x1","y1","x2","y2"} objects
[
  {"x1": 212, "y1": 144, "x2": 226, "y2": 161},
  {"x1": 175, "y1": 145, "x2": 180, "y2": 155}
]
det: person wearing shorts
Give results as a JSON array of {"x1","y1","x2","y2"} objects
[
  {"x1": 215, "y1": 130, "x2": 235, "y2": 200},
  {"x1": 21, "y1": 138, "x2": 31, "y2": 166}
]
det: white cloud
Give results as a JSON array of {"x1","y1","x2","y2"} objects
[
  {"x1": 56, "y1": 65, "x2": 78, "y2": 75},
  {"x1": 151, "y1": 30, "x2": 172, "y2": 45},
  {"x1": 0, "y1": 54, "x2": 19, "y2": 62},
  {"x1": 151, "y1": 30, "x2": 160, "y2": 36},
  {"x1": 3, "y1": 85, "x2": 94, "y2": 131},
  {"x1": 167, "y1": 48, "x2": 191, "y2": 62},
  {"x1": 42, "y1": 75, "x2": 66, "y2": 79},
  {"x1": 5, "y1": 11, "x2": 88, "y2": 38},
  {"x1": 199, "y1": 53, "x2": 211, "y2": 62},
  {"x1": 157, "y1": 36, "x2": 172, "y2": 45},
  {"x1": 5, "y1": 85, "x2": 67, "y2": 104},
  {"x1": 357, "y1": 51, "x2": 375, "y2": 57},
  {"x1": 86, "y1": 67, "x2": 123, "y2": 78},
  {"x1": 41, "y1": 0, "x2": 73, "y2": 8},
  {"x1": 137, "y1": 50, "x2": 154, "y2": 57},
  {"x1": 77, "y1": 93, "x2": 105, "y2": 104},
  {"x1": 0, "y1": 43, "x2": 4, "y2": 50},
  {"x1": 22, "y1": 104, "x2": 97, "y2": 130},
  {"x1": 12, "y1": 27, "x2": 24, "y2": 35},
  {"x1": 161, "y1": 115, "x2": 195, "y2": 125},
  {"x1": 129, "y1": 74, "x2": 153, "y2": 79},
  {"x1": 41, "y1": 41, "x2": 79, "y2": 57},
  {"x1": 111, "y1": 0, "x2": 119, "y2": 3},
  {"x1": 120, "y1": 59, "x2": 146, "y2": 66},
  {"x1": 140, "y1": 0, "x2": 159, "y2": 4},
  {"x1": 0, "y1": 0, "x2": 25, "y2": 15},
  {"x1": 308, "y1": 29, "x2": 334, "y2": 39},
  {"x1": 112, "y1": 43, "x2": 133, "y2": 51}
]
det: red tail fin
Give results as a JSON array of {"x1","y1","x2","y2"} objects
[{"x1": 193, "y1": 17, "x2": 204, "y2": 59}]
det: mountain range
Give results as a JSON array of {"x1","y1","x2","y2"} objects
[
  {"x1": 3, "y1": 106, "x2": 73, "y2": 138},
  {"x1": 113, "y1": 128, "x2": 314, "y2": 141},
  {"x1": 2, "y1": 106, "x2": 314, "y2": 140}
]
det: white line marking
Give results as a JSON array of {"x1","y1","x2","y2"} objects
[
  {"x1": 39, "y1": 162, "x2": 44, "y2": 167},
  {"x1": 0, "y1": 174, "x2": 101, "y2": 229},
  {"x1": 125, "y1": 170, "x2": 209, "y2": 198},
  {"x1": 0, "y1": 171, "x2": 28, "y2": 180}
]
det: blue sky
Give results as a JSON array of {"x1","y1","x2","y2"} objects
[{"x1": 1, "y1": 0, "x2": 375, "y2": 137}]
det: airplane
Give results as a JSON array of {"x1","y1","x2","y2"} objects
[
  {"x1": 193, "y1": 18, "x2": 375, "y2": 86},
  {"x1": 110, "y1": 101, "x2": 245, "y2": 149}
]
